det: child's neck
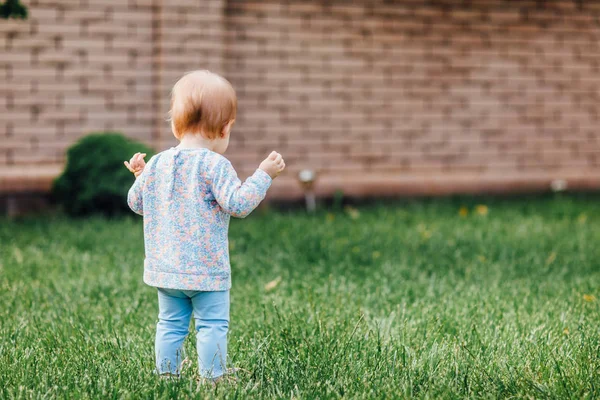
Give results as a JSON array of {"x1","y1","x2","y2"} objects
[{"x1": 177, "y1": 134, "x2": 217, "y2": 152}]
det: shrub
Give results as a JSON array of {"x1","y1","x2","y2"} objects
[
  {"x1": 53, "y1": 133, "x2": 154, "y2": 216},
  {"x1": 0, "y1": 0, "x2": 28, "y2": 19}
]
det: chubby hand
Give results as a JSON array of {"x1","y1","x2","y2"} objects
[
  {"x1": 124, "y1": 152, "x2": 146, "y2": 178},
  {"x1": 259, "y1": 151, "x2": 285, "y2": 179}
]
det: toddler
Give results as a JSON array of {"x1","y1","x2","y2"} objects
[{"x1": 124, "y1": 70, "x2": 285, "y2": 381}]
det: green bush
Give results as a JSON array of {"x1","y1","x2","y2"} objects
[
  {"x1": 0, "y1": 0, "x2": 28, "y2": 19},
  {"x1": 53, "y1": 133, "x2": 154, "y2": 216}
]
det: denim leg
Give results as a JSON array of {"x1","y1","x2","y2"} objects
[
  {"x1": 156, "y1": 288, "x2": 193, "y2": 375},
  {"x1": 191, "y1": 290, "x2": 230, "y2": 379}
]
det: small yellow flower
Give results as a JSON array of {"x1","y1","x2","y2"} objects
[
  {"x1": 577, "y1": 214, "x2": 587, "y2": 224},
  {"x1": 563, "y1": 327, "x2": 569, "y2": 335},
  {"x1": 475, "y1": 205, "x2": 489, "y2": 216},
  {"x1": 583, "y1": 294, "x2": 596, "y2": 302},
  {"x1": 372, "y1": 251, "x2": 381, "y2": 260},
  {"x1": 326, "y1": 213, "x2": 335, "y2": 222},
  {"x1": 459, "y1": 207, "x2": 468, "y2": 217},
  {"x1": 417, "y1": 224, "x2": 432, "y2": 240},
  {"x1": 345, "y1": 206, "x2": 360, "y2": 220}
]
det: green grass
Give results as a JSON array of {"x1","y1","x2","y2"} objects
[{"x1": 1, "y1": 195, "x2": 599, "y2": 399}]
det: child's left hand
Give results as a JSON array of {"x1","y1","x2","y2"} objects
[{"x1": 124, "y1": 152, "x2": 147, "y2": 178}]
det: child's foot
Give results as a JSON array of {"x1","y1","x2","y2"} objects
[
  {"x1": 157, "y1": 358, "x2": 192, "y2": 380},
  {"x1": 215, "y1": 368, "x2": 242, "y2": 384},
  {"x1": 197, "y1": 368, "x2": 246, "y2": 386}
]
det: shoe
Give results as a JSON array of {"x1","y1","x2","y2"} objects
[
  {"x1": 156, "y1": 357, "x2": 192, "y2": 380},
  {"x1": 198, "y1": 367, "x2": 246, "y2": 386}
]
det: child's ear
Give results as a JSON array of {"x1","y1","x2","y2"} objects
[{"x1": 221, "y1": 120, "x2": 235, "y2": 138}]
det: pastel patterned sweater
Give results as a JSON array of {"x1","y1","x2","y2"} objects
[{"x1": 127, "y1": 147, "x2": 272, "y2": 291}]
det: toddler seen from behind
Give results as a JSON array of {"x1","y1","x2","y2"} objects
[{"x1": 125, "y1": 70, "x2": 285, "y2": 381}]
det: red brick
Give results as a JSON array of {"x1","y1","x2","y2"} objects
[{"x1": 37, "y1": 22, "x2": 81, "y2": 35}]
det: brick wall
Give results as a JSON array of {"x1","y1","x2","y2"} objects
[
  {"x1": 2, "y1": 0, "x2": 600, "y2": 197},
  {"x1": 0, "y1": 0, "x2": 156, "y2": 191}
]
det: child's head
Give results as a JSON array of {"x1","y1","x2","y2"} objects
[{"x1": 169, "y1": 70, "x2": 237, "y2": 153}]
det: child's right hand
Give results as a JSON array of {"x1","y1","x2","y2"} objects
[{"x1": 259, "y1": 151, "x2": 285, "y2": 179}]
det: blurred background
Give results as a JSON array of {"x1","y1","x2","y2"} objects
[{"x1": 1, "y1": 0, "x2": 600, "y2": 210}]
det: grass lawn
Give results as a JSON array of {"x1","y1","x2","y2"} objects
[{"x1": 1, "y1": 195, "x2": 599, "y2": 399}]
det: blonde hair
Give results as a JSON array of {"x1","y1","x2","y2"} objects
[{"x1": 169, "y1": 70, "x2": 237, "y2": 140}]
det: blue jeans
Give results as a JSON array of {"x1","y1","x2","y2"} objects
[{"x1": 155, "y1": 288, "x2": 229, "y2": 378}]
